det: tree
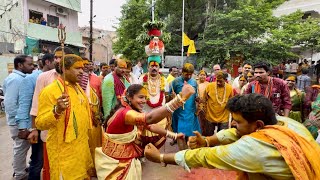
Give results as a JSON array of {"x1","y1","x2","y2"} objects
[
  {"x1": 112, "y1": 0, "x2": 150, "y2": 61},
  {"x1": 198, "y1": 0, "x2": 320, "y2": 66}
]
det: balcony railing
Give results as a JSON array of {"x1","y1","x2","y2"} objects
[{"x1": 27, "y1": 23, "x2": 84, "y2": 47}]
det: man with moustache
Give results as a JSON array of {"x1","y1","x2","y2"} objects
[
  {"x1": 144, "y1": 94, "x2": 320, "y2": 180},
  {"x1": 170, "y1": 63, "x2": 201, "y2": 150},
  {"x1": 232, "y1": 62, "x2": 252, "y2": 89},
  {"x1": 35, "y1": 54, "x2": 94, "y2": 179},
  {"x1": 101, "y1": 58, "x2": 130, "y2": 120},
  {"x1": 30, "y1": 48, "x2": 73, "y2": 180},
  {"x1": 139, "y1": 55, "x2": 169, "y2": 149},
  {"x1": 245, "y1": 62, "x2": 291, "y2": 117}
]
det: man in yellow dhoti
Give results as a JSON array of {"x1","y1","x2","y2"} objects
[
  {"x1": 35, "y1": 54, "x2": 93, "y2": 180},
  {"x1": 144, "y1": 94, "x2": 320, "y2": 180}
]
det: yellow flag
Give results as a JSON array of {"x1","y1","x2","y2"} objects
[
  {"x1": 187, "y1": 40, "x2": 196, "y2": 55},
  {"x1": 183, "y1": 32, "x2": 191, "y2": 46}
]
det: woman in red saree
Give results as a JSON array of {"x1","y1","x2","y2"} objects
[{"x1": 95, "y1": 83, "x2": 194, "y2": 180}]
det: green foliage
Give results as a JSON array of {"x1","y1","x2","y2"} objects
[
  {"x1": 114, "y1": 0, "x2": 320, "y2": 66},
  {"x1": 112, "y1": 0, "x2": 150, "y2": 62}
]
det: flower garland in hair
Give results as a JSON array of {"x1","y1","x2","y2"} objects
[{"x1": 143, "y1": 72, "x2": 165, "y2": 108}]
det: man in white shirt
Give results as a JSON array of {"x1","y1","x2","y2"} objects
[{"x1": 133, "y1": 61, "x2": 143, "y2": 78}]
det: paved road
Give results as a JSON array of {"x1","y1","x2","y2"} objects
[
  {"x1": 0, "y1": 114, "x2": 186, "y2": 180},
  {"x1": 0, "y1": 114, "x2": 234, "y2": 180}
]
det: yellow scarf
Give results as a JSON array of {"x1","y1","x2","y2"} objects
[
  {"x1": 250, "y1": 125, "x2": 320, "y2": 180},
  {"x1": 57, "y1": 79, "x2": 92, "y2": 142}
]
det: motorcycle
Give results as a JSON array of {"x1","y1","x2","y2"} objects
[{"x1": 0, "y1": 86, "x2": 5, "y2": 112}]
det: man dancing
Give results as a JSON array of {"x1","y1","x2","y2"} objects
[
  {"x1": 139, "y1": 55, "x2": 169, "y2": 149},
  {"x1": 144, "y1": 94, "x2": 320, "y2": 179}
]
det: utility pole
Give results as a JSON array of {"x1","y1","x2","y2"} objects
[
  {"x1": 181, "y1": 0, "x2": 185, "y2": 68},
  {"x1": 89, "y1": 0, "x2": 93, "y2": 61}
]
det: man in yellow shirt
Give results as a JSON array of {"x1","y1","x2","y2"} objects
[
  {"x1": 144, "y1": 94, "x2": 320, "y2": 179},
  {"x1": 166, "y1": 66, "x2": 178, "y2": 85},
  {"x1": 203, "y1": 71, "x2": 233, "y2": 135},
  {"x1": 35, "y1": 54, "x2": 93, "y2": 179}
]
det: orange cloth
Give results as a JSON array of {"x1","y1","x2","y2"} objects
[
  {"x1": 250, "y1": 125, "x2": 320, "y2": 180},
  {"x1": 254, "y1": 77, "x2": 273, "y2": 98}
]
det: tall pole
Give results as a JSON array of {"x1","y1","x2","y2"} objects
[
  {"x1": 89, "y1": 0, "x2": 93, "y2": 61},
  {"x1": 151, "y1": 0, "x2": 155, "y2": 22},
  {"x1": 181, "y1": 0, "x2": 185, "y2": 67}
]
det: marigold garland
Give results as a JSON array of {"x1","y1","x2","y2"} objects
[{"x1": 143, "y1": 73, "x2": 165, "y2": 108}]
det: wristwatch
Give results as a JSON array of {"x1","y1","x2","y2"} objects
[{"x1": 28, "y1": 128, "x2": 37, "y2": 132}]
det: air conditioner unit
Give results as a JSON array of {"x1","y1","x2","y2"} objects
[{"x1": 56, "y1": 7, "x2": 68, "y2": 16}]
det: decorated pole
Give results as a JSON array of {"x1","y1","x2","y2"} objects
[{"x1": 58, "y1": 26, "x2": 67, "y2": 92}]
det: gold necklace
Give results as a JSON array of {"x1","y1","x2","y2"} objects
[
  {"x1": 148, "y1": 74, "x2": 160, "y2": 97},
  {"x1": 215, "y1": 83, "x2": 226, "y2": 106}
]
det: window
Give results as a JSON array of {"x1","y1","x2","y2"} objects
[
  {"x1": 29, "y1": 10, "x2": 43, "y2": 24},
  {"x1": 47, "y1": 15, "x2": 59, "y2": 28},
  {"x1": 9, "y1": 19, "x2": 12, "y2": 29}
]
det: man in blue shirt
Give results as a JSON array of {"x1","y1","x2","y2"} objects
[
  {"x1": 297, "y1": 68, "x2": 311, "y2": 92},
  {"x1": 170, "y1": 63, "x2": 201, "y2": 150},
  {"x1": 15, "y1": 53, "x2": 54, "y2": 180},
  {"x1": 3, "y1": 55, "x2": 34, "y2": 180}
]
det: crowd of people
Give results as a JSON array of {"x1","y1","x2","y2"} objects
[{"x1": 3, "y1": 49, "x2": 320, "y2": 180}]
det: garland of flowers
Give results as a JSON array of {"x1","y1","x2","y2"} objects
[{"x1": 143, "y1": 73, "x2": 165, "y2": 108}]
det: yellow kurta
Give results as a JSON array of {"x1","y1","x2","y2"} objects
[
  {"x1": 205, "y1": 82, "x2": 233, "y2": 123},
  {"x1": 180, "y1": 116, "x2": 316, "y2": 180},
  {"x1": 88, "y1": 87, "x2": 102, "y2": 171},
  {"x1": 35, "y1": 80, "x2": 93, "y2": 180}
]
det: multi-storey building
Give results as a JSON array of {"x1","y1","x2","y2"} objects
[{"x1": 0, "y1": 0, "x2": 83, "y2": 55}]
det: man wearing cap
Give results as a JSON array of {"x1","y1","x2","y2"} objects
[
  {"x1": 203, "y1": 71, "x2": 234, "y2": 135},
  {"x1": 102, "y1": 59, "x2": 130, "y2": 120},
  {"x1": 170, "y1": 63, "x2": 201, "y2": 149},
  {"x1": 139, "y1": 55, "x2": 169, "y2": 149},
  {"x1": 35, "y1": 54, "x2": 94, "y2": 179}
]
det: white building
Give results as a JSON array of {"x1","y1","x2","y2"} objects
[
  {"x1": 0, "y1": 0, "x2": 83, "y2": 55},
  {"x1": 274, "y1": 0, "x2": 320, "y2": 63}
]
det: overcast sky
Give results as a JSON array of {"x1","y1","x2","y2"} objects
[{"x1": 78, "y1": 0, "x2": 126, "y2": 31}]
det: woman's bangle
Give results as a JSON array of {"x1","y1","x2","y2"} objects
[{"x1": 166, "y1": 130, "x2": 178, "y2": 140}]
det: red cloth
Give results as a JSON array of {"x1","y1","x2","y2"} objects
[
  {"x1": 206, "y1": 75, "x2": 216, "y2": 82},
  {"x1": 43, "y1": 142, "x2": 50, "y2": 180},
  {"x1": 106, "y1": 107, "x2": 134, "y2": 134},
  {"x1": 244, "y1": 77, "x2": 292, "y2": 114},
  {"x1": 89, "y1": 73, "x2": 102, "y2": 102},
  {"x1": 112, "y1": 72, "x2": 126, "y2": 99}
]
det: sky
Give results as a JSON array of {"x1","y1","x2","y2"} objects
[{"x1": 78, "y1": 0, "x2": 126, "y2": 31}]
